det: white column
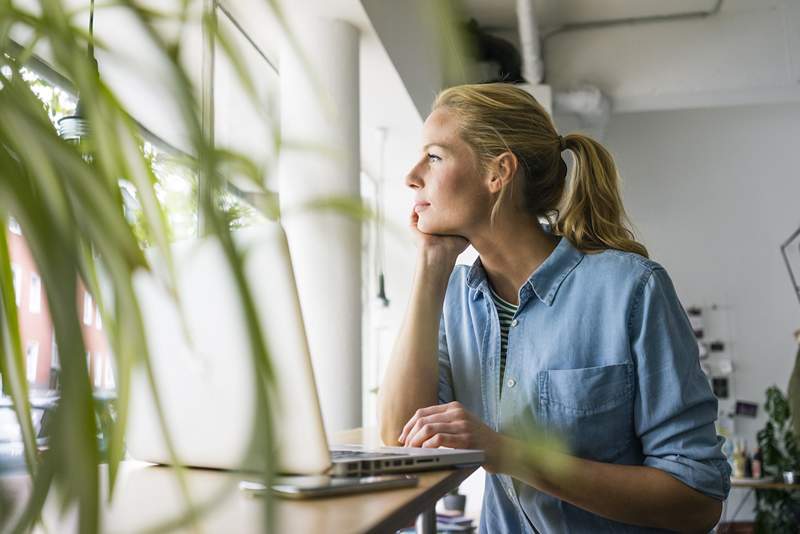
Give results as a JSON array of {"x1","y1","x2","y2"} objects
[{"x1": 278, "y1": 18, "x2": 361, "y2": 433}]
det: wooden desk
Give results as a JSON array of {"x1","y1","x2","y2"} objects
[
  {"x1": 0, "y1": 428, "x2": 479, "y2": 533},
  {"x1": 731, "y1": 478, "x2": 800, "y2": 491}
]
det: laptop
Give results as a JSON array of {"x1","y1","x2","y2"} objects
[{"x1": 127, "y1": 222, "x2": 484, "y2": 477}]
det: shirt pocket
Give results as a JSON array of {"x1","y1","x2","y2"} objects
[{"x1": 538, "y1": 362, "x2": 634, "y2": 463}]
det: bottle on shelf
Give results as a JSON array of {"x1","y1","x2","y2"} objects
[
  {"x1": 733, "y1": 439, "x2": 746, "y2": 478},
  {"x1": 744, "y1": 442, "x2": 753, "y2": 478},
  {"x1": 752, "y1": 447, "x2": 763, "y2": 479}
]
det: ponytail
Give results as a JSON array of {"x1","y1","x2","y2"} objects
[{"x1": 554, "y1": 134, "x2": 648, "y2": 258}]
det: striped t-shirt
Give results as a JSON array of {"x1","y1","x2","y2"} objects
[{"x1": 488, "y1": 286, "x2": 519, "y2": 392}]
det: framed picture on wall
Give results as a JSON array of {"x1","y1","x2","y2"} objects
[{"x1": 781, "y1": 223, "x2": 800, "y2": 306}]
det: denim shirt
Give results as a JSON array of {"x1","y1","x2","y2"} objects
[{"x1": 437, "y1": 236, "x2": 731, "y2": 533}]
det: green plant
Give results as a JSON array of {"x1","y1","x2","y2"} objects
[
  {"x1": 755, "y1": 386, "x2": 800, "y2": 533},
  {"x1": 0, "y1": 1, "x2": 304, "y2": 532},
  {"x1": 787, "y1": 334, "x2": 800, "y2": 452}
]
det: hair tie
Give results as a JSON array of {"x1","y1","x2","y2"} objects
[{"x1": 558, "y1": 135, "x2": 567, "y2": 152}]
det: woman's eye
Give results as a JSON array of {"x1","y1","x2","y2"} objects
[{"x1": 427, "y1": 153, "x2": 441, "y2": 163}]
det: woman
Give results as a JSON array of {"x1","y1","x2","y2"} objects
[{"x1": 379, "y1": 83, "x2": 730, "y2": 533}]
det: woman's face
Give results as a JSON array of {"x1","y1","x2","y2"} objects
[{"x1": 405, "y1": 107, "x2": 493, "y2": 236}]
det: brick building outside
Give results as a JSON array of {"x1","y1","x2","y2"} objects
[{"x1": 5, "y1": 218, "x2": 114, "y2": 394}]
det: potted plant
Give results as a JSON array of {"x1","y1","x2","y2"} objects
[{"x1": 755, "y1": 385, "x2": 800, "y2": 532}]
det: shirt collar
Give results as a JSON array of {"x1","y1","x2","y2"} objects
[{"x1": 466, "y1": 236, "x2": 584, "y2": 306}]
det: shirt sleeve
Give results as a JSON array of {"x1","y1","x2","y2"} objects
[
  {"x1": 630, "y1": 267, "x2": 731, "y2": 501},
  {"x1": 438, "y1": 313, "x2": 455, "y2": 404}
]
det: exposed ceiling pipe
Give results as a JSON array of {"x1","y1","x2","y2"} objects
[
  {"x1": 515, "y1": 0, "x2": 609, "y2": 134},
  {"x1": 515, "y1": 0, "x2": 726, "y2": 137},
  {"x1": 542, "y1": 0, "x2": 724, "y2": 39},
  {"x1": 515, "y1": 0, "x2": 543, "y2": 84}
]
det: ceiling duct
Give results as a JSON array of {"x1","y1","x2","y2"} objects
[{"x1": 553, "y1": 85, "x2": 612, "y2": 137}]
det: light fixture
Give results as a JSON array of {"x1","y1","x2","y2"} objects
[
  {"x1": 57, "y1": 0, "x2": 97, "y2": 145},
  {"x1": 375, "y1": 127, "x2": 389, "y2": 307}
]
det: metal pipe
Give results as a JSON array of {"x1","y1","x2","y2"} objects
[
  {"x1": 516, "y1": 0, "x2": 544, "y2": 84},
  {"x1": 542, "y1": 0, "x2": 724, "y2": 40}
]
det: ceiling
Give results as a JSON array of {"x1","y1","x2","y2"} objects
[
  {"x1": 388, "y1": 0, "x2": 800, "y2": 115},
  {"x1": 461, "y1": 0, "x2": 724, "y2": 33}
]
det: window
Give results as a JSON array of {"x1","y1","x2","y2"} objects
[
  {"x1": 10, "y1": 263, "x2": 21, "y2": 308},
  {"x1": 21, "y1": 60, "x2": 266, "y2": 251},
  {"x1": 104, "y1": 357, "x2": 116, "y2": 390},
  {"x1": 218, "y1": 189, "x2": 266, "y2": 230},
  {"x1": 29, "y1": 273, "x2": 41, "y2": 314},
  {"x1": 20, "y1": 66, "x2": 76, "y2": 126},
  {"x1": 50, "y1": 332, "x2": 59, "y2": 369},
  {"x1": 123, "y1": 142, "x2": 199, "y2": 244},
  {"x1": 83, "y1": 292, "x2": 93, "y2": 326},
  {"x1": 26, "y1": 341, "x2": 39, "y2": 383},
  {"x1": 8, "y1": 217, "x2": 21, "y2": 235},
  {"x1": 19, "y1": 66, "x2": 201, "y2": 246},
  {"x1": 93, "y1": 353, "x2": 104, "y2": 388},
  {"x1": 12, "y1": 44, "x2": 271, "y2": 397}
]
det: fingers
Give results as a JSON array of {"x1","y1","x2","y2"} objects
[
  {"x1": 421, "y1": 433, "x2": 463, "y2": 449},
  {"x1": 398, "y1": 403, "x2": 451, "y2": 444},
  {"x1": 405, "y1": 422, "x2": 462, "y2": 448},
  {"x1": 403, "y1": 412, "x2": 460, "y2": 447}
]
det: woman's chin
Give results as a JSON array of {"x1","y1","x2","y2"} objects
[
  {"x1": 416, "y1": 218, "x2": 440, "y2": 234},
  {"x1": 418, "y1": 220, "x2": 454, "y2": 235}
]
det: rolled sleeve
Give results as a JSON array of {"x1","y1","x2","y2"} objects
[
  {"x1": 437, "y1": 314, "x2": 455, "y2": 404},
  {"x1": 630, "y1": 267, "x2": 731, "y2": 501}
]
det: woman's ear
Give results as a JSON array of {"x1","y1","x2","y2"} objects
[{"x1": 486, "y1": 151, "x2": 518, "y2": 194}]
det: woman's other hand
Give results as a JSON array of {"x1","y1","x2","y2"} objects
[{"x1": 398, "y1": 401, "x2": 509, "y2": 473}]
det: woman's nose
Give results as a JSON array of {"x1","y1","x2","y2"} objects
[{"x1": 405, "y1": 160, "x2": 423, "y2": 189}]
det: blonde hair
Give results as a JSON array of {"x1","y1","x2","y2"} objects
[{"x1": 432, "y1": 83, "x2": 648, "y2": 258}]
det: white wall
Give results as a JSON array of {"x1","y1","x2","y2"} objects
[
  {"x1": 560, "y1": 101, "x2": 800, "y2": 520},
  {"x1": 544, "y1": 0, "x2": 800, "y2": 113},
  {"x1": 595, "y1": 102, "x2": 800, "y2": 441}
]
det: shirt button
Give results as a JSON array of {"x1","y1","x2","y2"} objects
[
  {"x1": 510, "y1": 319, "x2": 518, "y2": 327},
  {"x1": 507, "y1": 378, "x2": 516, "y2": 388}
]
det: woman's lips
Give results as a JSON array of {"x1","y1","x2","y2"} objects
[{"x1": 414, "y1": 201, "x2": 430, "y2": 212}]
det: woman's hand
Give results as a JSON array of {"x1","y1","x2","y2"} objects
[
  {"x1": 397, "y1": 401, "x2": 509, "y2": 473},
  {"x1": 410, "y1": 209, "x2": 469, "y2": 267}
]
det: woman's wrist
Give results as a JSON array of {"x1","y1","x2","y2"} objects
[
  {"x1": 408, "y1": 251, "x2": 456, "y2": 307},
  {"x1": 493, "y1": 435, "x2": 533, "y2": 477},
  {"x1": 495, "y1": 436, "x2": 576, "y2": 494},
  {"x1": 417, "y1": 248, "x2": 459, "y2": 273}
]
